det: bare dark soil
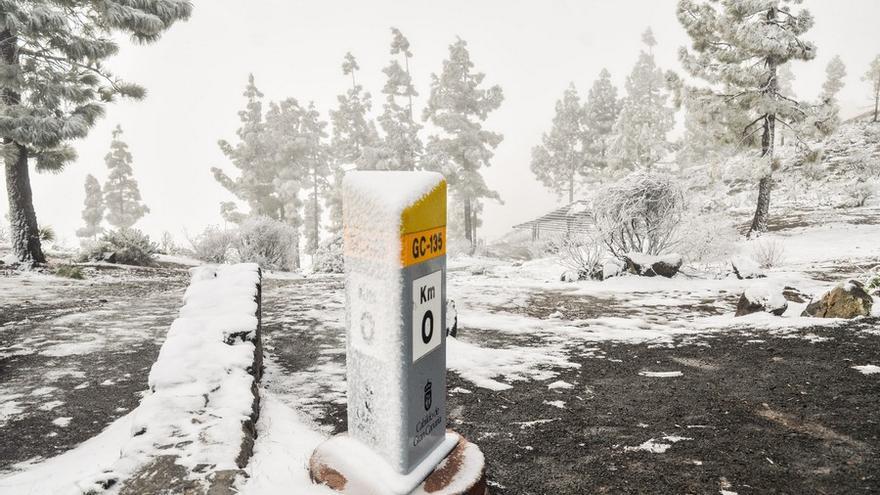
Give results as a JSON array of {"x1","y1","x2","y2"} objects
[{"x1": 448, "y1": 320, "x2": 880, "y2": 495}]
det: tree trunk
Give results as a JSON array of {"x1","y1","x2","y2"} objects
[
  {"x1": 5, "y1": 145, "x2": 46, "y2": 263},
  {"x1": 749, "y1": 37, "x2": 779, "y2": 238},
  {"x1": 312, "y1": 168, "x2": 319, "y2": 254},
  {"x1": 1, "y1": 30, "x2": 45, "y2": 263},
  {"x1": 749, "y1": 113, "x2": 776, "y2": 237}
]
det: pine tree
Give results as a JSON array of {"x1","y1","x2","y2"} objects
[
  {"x1": 530, "y1": 84, "x2": 587, "y2": 202},
  {"x1": 583, "y1": 69, "x2": 621, "y2": 177},
  {"x1": 677, "y1": 85, "x2": 752, "y2": 166},
  {"x1": 807, "y1": 55, "x2": 848, "y2": 137},
  {"x1": 822, "y1": 56, "x2": 847, "y2": 101},
  {"x1": 423, "y1": 38, "x2": 504, "y2": 247},
  {"x1": 864, "y1": 55, "x2": 880, "y2": 123},
  {"x1": 328, "y1": 52, "x2": 379, "y2": 233},
  {"x1": 103, "y1": 126, "x2": 149, "y2": 229},
  {"x1": 76, "y1": 174, "x2": 104, "y2": 240},
  {"x1": 0, "y1": 1, "x2": 191, "y2": 263},
  {"x1": 609, "y1": 28, "x2": 675, "y2": 171},
  {"x1": 677, "y1": 0, "x2": 816, "y2": 236},
  {"x1": 376, "y1": 27, "x2": 422, "y2": 171},
  {"x1": 212, "y1": 75, "x2": 289, "y2": 223}
]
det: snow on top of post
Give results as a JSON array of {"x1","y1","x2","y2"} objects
[{"x1": 343, "y1": 171, "x2": 445, "y2": 219}]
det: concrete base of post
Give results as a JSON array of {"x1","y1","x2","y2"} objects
[{"x1": 309, "y1": 430, "x2": 489, "y2": 495}]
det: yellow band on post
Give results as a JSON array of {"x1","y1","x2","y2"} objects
[
  {"x1": 400, "y1": 181, "x2": 446, "y2": 267},
  {"x1": 401, "y1": 226, "x2": 446, "y2": 267}
]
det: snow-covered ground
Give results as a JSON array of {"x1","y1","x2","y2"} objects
[{"x1": 1, "y1": 206, "x2": 879, "y2": 494}]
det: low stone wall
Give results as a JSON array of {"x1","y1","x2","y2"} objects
[{"x1": 79, "y1": 263, "x2": 263, "y2": 495}]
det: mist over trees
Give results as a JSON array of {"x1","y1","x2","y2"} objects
[
  {"x1": 0, "y1": 0, "x2": 191, "y2": 263},
  {"x1": 865, "y1": 55, "x2": 880, "y2": 122}
]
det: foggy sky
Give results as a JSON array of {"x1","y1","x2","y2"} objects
[{"x1": 5, "y1": 0, "x2": 880, "y2": 248}]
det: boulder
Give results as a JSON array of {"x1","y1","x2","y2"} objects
[
  {"x1": 801, "y1": 280, "x2": 873, "y2": 318},
  {"x1": 623, "y1": 253, "x2": 682, "y2": 278},
  {"x1": 735, "y1": 286, "x2": 788, "y2": 317},
  {"x1": 731, "y1": 257, "x2": 765, "y2": 280},
  {"x1": 560, "y1": 270, "x2": 579, "y2": 282},
  {"x1": 602, "y1": 258, "x2": 625, "y2": 280}
]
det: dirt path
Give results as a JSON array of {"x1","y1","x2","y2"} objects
[{"x1": 0, "y1": 266, "x2": 188, "y2": 471}]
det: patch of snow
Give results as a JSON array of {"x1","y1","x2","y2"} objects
[
  {"x1": 638, "y1": 370, "x2": 683, "y2": 378},
  {"x1": 624, "y1": 435, "x2": 692, "y2": 454},
  {"x1": 447, "y1": 337, "x2": 578, "y2": 391},
  {"x1": 38, "y1": 400, "x2": 64, "y2": 411},
  {"x1": 544, "y1": 400, "x2": 566, "y2": 409},
  {"x1": 547, "y1": 380, "x2": 574, "y2": 389},
  {"x1": 52, "y1": 417, "x2": 72, "y2": 427},
  {"x1": 852, "y1": 364, "x2": 880, "y2": 375}
]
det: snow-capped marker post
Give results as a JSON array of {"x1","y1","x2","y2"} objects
[{"x1": 310, "y1": 171, "x2": 488, "y2": 495}]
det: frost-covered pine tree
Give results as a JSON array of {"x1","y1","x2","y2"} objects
[
  {"x1": 103, "y1": 126, "x2": 149, "y2": 229},
  {"x1": 677, "y1": 0, "x2": 816, "y2": 236},
  {"x1": 864, "y1": 55, "x2": 880, "y2": 122},
  {"x1": 423, "y1": 38, "x2": 504, "y2": 247},
  {"x1": 0, "y1": 0, "x2": 191, "y2": 263},
  {"x1": 808, "y1": 55, "x2": 848, "y2": 137},
  {"x1": 76, "y1": 174, "x2": 105, "y2": 240},
  {"x1": 822, "y1": 56, "x2": 847, "y2": 101},
  {"x1": 530, "y1": 84, "x2": 587, "y2": 202},
  {"x1": 376, "y1": 27, "x2": 423, "y2": 171},
  {"x1": 583, "y1": 69, "x2": 621, "y2": 177},
  {"x1": 609, "y1": 28, "x2": 675, "y2": 171},
  {"x1": 213, "y1": 75, "x2": 289, "y2": 223},
  {"x1": 328, "y1": 53, "x2": 380, "y2": 233}
]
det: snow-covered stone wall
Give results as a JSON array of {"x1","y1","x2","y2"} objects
[{"x1": 79, "y1": 263, "x2": 263, "y2": 495}]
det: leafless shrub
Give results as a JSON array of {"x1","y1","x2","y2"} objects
[
  {"x1": 555, "y1": 234, "x2": 604, "y2": 280},
  {"x1": 751, "y1": 239, "x2": 785, "y2": 269},
  {"x1": 593, "y1": 171, "x2": 686, "y2": 258}
]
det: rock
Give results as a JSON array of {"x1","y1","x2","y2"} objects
[
  {"x1": 602, "y1": 258, "x2": 624, "y2": 280},
  {"x1": 623, "y1": 253, "x2": 682, "y2": 278},
  {"x1": 731, "y1": 257, "x2": 765, "y2": 279},
  {"x1": 560, "y1": 270, "x2": 579, "y2": 282},
  {"x1": 781, "y1": 286, "x2": 809, "y2": 304},
  {"x1": 801, "y1": 280, "x2": 873, "y2": 318},
  {"x1": 735, "y1": 286, "x2": 788, "y2": 317}
]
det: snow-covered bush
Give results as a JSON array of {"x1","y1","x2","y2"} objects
[
  {"x1": 189, "y1": 225, "x2": 237, "y2": 264},
  {"x1": 81, "y1": 228, "x2": 159, "y2": 266},
  {"x1": 556, "y1": 234, "x2": 604, "y2": 280},
  {"x1": 593, "y1": 171, "x2": 685, "y2": 258},
  {"x1": 313, "y1": 233, "x2": 343, "y2": 273},
  {"x1": 235, "y1": 216, "x2": 298, "y2": 271},
  {"x1": 750, "y1": 239, "x2": 785, "y2": 269},
  {"x1": 677, "y1": 212, "x2": 741, "y2": 267},
  {"x1": 848, "y1": 179, "x2": 877, "y2": 207}
]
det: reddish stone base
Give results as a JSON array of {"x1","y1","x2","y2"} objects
[{"x1": 309, "y1": 430, "x2": 488, "y2": 495}]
